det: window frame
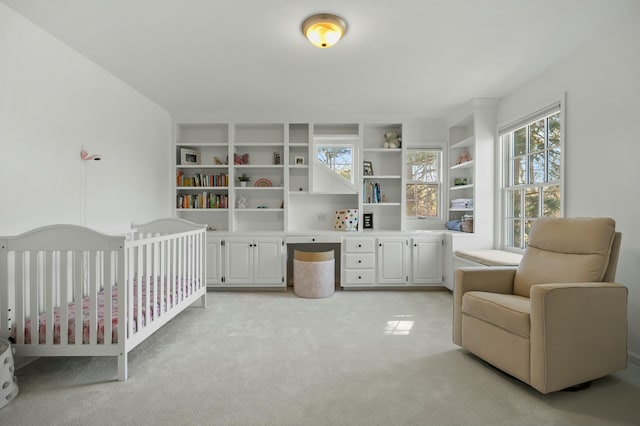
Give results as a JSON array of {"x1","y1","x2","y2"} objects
[
  {"x1": 500, "y1": 100, "x2": 564, "y2": 251},
  {"x1": 405, "y1": 148, "x2": 443, "y2": 220}
]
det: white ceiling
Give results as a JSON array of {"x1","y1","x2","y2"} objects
[{"x1": 4, "y1": 0, "x2": 640, "y2": 120}]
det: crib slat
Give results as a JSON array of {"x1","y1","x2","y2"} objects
[
  {"x1": 170, "y1": 238, "x2": 176, "y2": 309},
  {"x1": 15, "y1": 252, "x2": 24, "y2": 345},
  {"x1": 60, "y1": 251, "x2": 69, "y2": 345},
  {"x1": 44, "y1": 252, "x2": 54, "y2": 345},
  {"x1": 104, "y1": 252, "x2": 112, "y2": 345},
  {"x1": 127, "y1": 243, "x2": 134, "y2": 339},
  {"x1": 29, "y1": 251, "x2": 39, "y2": 345},
  {"x1": 137, "y1": 244, "x2": 143, "y2": 333},
  {"x1": 144, "y1": 241, "x2": 151, "y2": 329},
  {"x1": 160, "y1": 239, "x2": 166, "y2": 315},
  {"x1": 0, "y1": 242, "x2": 9, "y2": 342},
  {"x1": 74, "y1": 251, "x2": 83, "y2": 345},
  {"x1": 89, "y1": 251, "x2": 98, "y2": 345}
]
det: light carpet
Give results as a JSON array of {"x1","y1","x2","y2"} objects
[{"x1": 2, "y1": 290, "x2": 640, "y2": 425}]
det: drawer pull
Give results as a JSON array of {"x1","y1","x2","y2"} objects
[
  {"x1": 358, "y1": 275, "x2": 362, "y2": 280},
  {"x1": 358, "y1": 260, "x2": 362, "y2": 264},
  {"x1": 358, "y1": 244, "x2": 362, "y2": 248}
]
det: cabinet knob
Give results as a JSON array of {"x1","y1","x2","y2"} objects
[
  {"x1": 312, "y1": 238, "x2": 316, "y2": 242},
  {"x1": 379, "y1": 243, "x2": 382, "y2": 247},
  {"x1": 358, "y1": 275, "x2": 362, "y2": 280},
  {"x1": 358, "y1": 260, "x2": 362, "y2": 264},
  {"x1": 358, "y1": 244, "x2": 362, "y2": 248},
  {"x1": 414, "y1": 243, "x2": 417, "y2": 247}
]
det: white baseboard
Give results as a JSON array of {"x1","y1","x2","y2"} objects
[{"x1": 629, "y1": 351, "x2": 640, "y2": 366}]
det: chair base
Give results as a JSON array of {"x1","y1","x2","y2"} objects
[{"x1": 561, "y1": 381, "x2": 592, "y2": 392}]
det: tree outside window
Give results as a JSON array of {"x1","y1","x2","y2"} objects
[{"x1": 406, "y1": 150, "x2": 441, "y2": 219}]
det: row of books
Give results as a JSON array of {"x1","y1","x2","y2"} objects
[
  {"x1": 177, "y1": 170, "x2": 229, "y2": 187},
  {"x1": 177, "y1": 193, "x2": 229, "y2": 209},
  {"x1": 363, "y1": 181, "x2": 384, "y2": 203}
]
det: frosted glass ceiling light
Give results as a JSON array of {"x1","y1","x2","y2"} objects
[{"x1": 302, "y1": 14, "x2": 347, "y2": 48}]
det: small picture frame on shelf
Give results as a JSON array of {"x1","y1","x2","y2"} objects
[
  {"x1": 180, "y1": 148, "x2": 199, "y2": 165},
  {"x1": 363, "y1": 213, "x2": 374, "y2": 229},
  {"x1": 295, "y1": 156, "x2": 305, "y2": 165},
  {"x1": 363, "y1": 161, "x2": 374, "y2": 176}
]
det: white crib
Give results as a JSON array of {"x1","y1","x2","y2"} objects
[{"x1": 0, "y1": 218, "x2": 206, "y2": 381}]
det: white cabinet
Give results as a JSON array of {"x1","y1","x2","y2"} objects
[
  {"x1": 376, "y1": 238, "x2": 408, "y2": 284},
  {"x1": 206, "y1": 237, "x2": 223, "y2": 286},
  {"x1": 223, "y1": 237, "x2": 285, "y2": 286},
  {"x1": 342, "y1": 237, "x2": 376, "y2": 286},
  {"x1": 411, "y1": 237, "x2": 443, "y2": 285}
]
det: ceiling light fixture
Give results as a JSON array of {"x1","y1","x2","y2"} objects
[{"x1": 301, "y1": 13, "x2": 347, "y2": 48}]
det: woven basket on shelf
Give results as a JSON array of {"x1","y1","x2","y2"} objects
[{"x1": 0, "y1": 339, "x2": 19, "y2": 409}]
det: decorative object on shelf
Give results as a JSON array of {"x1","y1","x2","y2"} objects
[
  {"x1": 80, "y1": 145, "x2": 102, "y2": 161},
  {"x1": 301, "y1": 13, "x2": 347, "y2": 49},
  {"x1": 257, "y1": 205, "x2": 267, "y2": 209},
  {"x1": 383, "y1": 132, "x2": 402, "y2": 149},
  {"x1": 237, "y1": 173, "x2": 251, "y2": 187},
  {"x1": 454, "y1": 177, "x2": 468, "y2": 186},
  {"x1": 334, "y1": 209, "x2": 358, "y2": 231},
  {"x1": 295, "y1": 156, "x2": 305, "y2": 165},
  {"x1": 237, "y1": 195, "x2": 248, "y2": 209},
  {"x1": 363, "y1": 213, "x2": 374, "y2": 229},
  {"x1": 234, "y1": 153, "x2": 250, "y2": 165},
  {"x1": 180, "y1": 148, "x2": 199, "y2": 165},
  {"x1": 273, "y1": 152, "x2": 281, "y2": 165},
  {"x1": 457, "y1": 150, "x2": 472, "y2": 164},
  {"x1": 254, "y1": 178, "x2": 272, "y2": 187},
  {"x1": 363, "y1": 160, "x2": 374, "y2": 176},
  {"x1": 214, "y1": 156, "x2": 225, "y2": 165}
]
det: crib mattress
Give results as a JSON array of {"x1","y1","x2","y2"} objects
[{"x1": 10, "y1": 278, "x2": 197, "y2": 345}]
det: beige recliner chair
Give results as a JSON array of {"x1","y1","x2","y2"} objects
[{"x1": 453, "y1": 217, "x2": 627, "y2": 394}]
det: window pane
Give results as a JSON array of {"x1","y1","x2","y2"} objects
[
  {"x1": 548, "y1": 148, "x2": 561, "y2": 181},
  {"x1": 506, "y1": 189, "x2": 521, "y2": 218},
  {"x1": 524, "y1": 188, "x2": 539, "y2": 218},
  {"x1": 530, "y1": 119, "x2": 545, "y2": 152},
  {"x1": 511, "y1": 219, "x2": 522, "y2": 248},
  {"x1": 513, "y1": 128, "x2": 526, "y2": 156},
  {"x1": 548, "y1": 113, "x2": 561, "y2": 149},
  {"x1": 543, "y1": 185, "x2": 561, "y2": 217},
  {"x1": 406, "y1": 150, "x2": 441, "y2": 219},
  {"x1": 513, "y1": 157, "x2": 527, "y2": 185},
  {"x1": 529, "y1": 152, "x2": 545, "y2": 183},
  {"x1": 405, "y1": 185, "x2": 417, "y2": 216}
]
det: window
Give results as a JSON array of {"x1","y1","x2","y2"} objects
[
  {"x1": 316, "y1": 145, "x2": 355, "y2": 184},
  {"x1": 406, "y1": 150, "x2": 442, "y2": 219},
  {"x1": 501, "y1": 104, "x2": 562, "y2": 249}
]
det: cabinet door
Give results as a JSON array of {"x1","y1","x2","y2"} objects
[
  {"x1": 377, "y1": 238, "x2": 407, "y2": 284},
  {"x1": 224, "y1": 238, "x2": 253, "y2": 284},
  {"x1": 412, "y1": 238, "x2": 443, "y2": 284},
  {"x1": 253, "y1": 238, "x2": 284, "y2": 285},
  {"x1": 206, "y1": 238, "x2": 223, "y2": 286}
]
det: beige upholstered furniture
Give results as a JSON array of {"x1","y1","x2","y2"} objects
[{"x1": 453, "y1": 217, "x2": 627, "y2": 394}]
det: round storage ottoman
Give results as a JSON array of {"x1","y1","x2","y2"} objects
[
  {"x1": 0, "y1": 339, "x2": 19, "y2": 409},
  {"x1": 293, "y1": 250, "x2": 335, "y2": 299}
]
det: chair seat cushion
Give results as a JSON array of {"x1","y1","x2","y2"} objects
[{"x1": 462, "y1": 292, "x2": 531, "y2": 338}]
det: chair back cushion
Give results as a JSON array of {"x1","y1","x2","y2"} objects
[{"x1": 513, "y1": 217, "x2": 616, "y2": 297}]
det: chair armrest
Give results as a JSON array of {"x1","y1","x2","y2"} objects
[
  {"x1": 452, "y1": 267, "x2": 517, "y2": 345},
  {"x1": 529, "y1": 282, "x2": 628, "y2": 394}
]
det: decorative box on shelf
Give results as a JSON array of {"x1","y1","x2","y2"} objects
[{"x1": 334, "y1": 209, "x2": 359, "y2": 231}]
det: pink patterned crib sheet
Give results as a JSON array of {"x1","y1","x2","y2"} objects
[{"x1": 10, "y1": 277, "x2": 197, "y2": 345}]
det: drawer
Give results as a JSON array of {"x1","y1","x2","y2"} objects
[
  {"x1": 344, "y1": 253, "x2": 375, "y2": 269},
  {"x1": 344, "y1": 269, "x2": 375, "y2": 284},
  {"x1": 344, "y1": 238, "x2": 375, "y2": 253}
]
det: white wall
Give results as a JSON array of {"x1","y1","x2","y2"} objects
[
  {"x1": 0, "y1": 4, "x2": 171, "y2": 235},
  {"x1": 497, "y1": 14, "x2": 640, "y2": 363}
]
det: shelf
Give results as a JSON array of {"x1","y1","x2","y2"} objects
[
  {"x1": 363, "y1": 148, "x2": 402, "y2": 153},
  {"x1": 177, "y1": 164, "x2": 229, "y2": 169},
  {"x1": 176, "y1": 208, "x2": 228, "y2": 211},
  {"x1": 449, "y1": 184, "x2": 474, "y2": 191},
  {"x1": 176, "y1": 142, "x2": 228, "y2": 147},
  {"x1": 450, "y1": 160, "x2": 474, "y2": 170},
  {"x1": 289, "y1": 191, "x2": 309, "y2": 195},
  {"x1": 450, "y1": 135, "x2": 475, "y2": 149},
  {"x1": 449, "y1": 208, "x2": 474, "y2": 212},
  {"x1": 234, "y1": 142, "x2": 284, "y2": 147},
  {"x1": 234, "y1": 165, "x2": 284, "y2": 169},
  {"x1": 363, "y1": 202, "x2": 401, "y2": 206},
  {"x1": 235, "y1": 187, "x2": 284, "y2": 190},
  {"x1": 288, "y1": 143, "x2": 309, "y2": 147},
  {"x1": 288, "y1": 165, "x2": 309, "y2": 169},
  {"x1": 235, "y1": 208, "x2": 284, "y2": 212},
  {"x1": 177, "y1": 186, "x2": 229, "y2": 190},
  {"x1": 363, "y1": 175, "x2": 401, "y2": 179}
]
